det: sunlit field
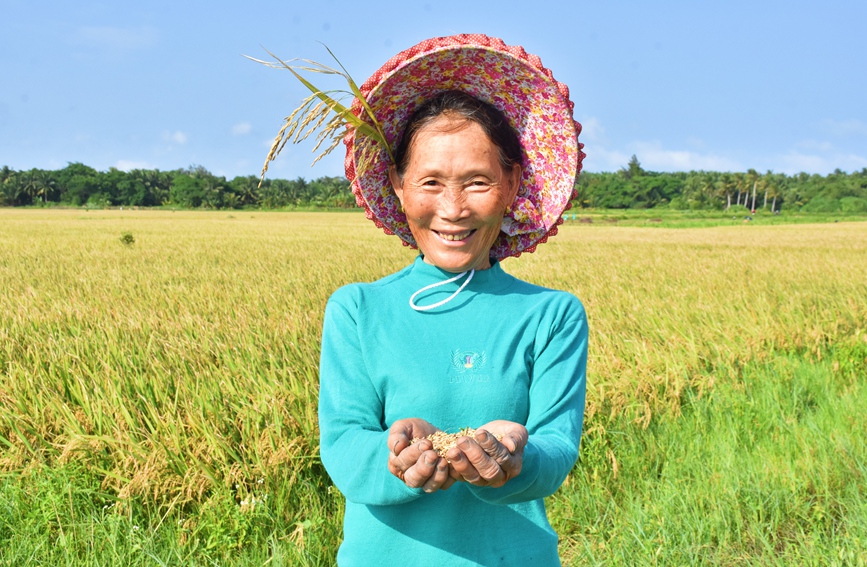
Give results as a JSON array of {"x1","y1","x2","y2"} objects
[{"x1": 1, "y1": 209, "x2": 865, "y2": 565}]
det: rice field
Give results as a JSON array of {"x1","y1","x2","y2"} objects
[{"x1": 1, "y1": 209, "x2": 865, "y2": 565}]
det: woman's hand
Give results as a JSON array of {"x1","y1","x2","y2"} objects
[
  {"x1": 446, "y1": 420, "x2": 528, "y2": 488},
  {"x1": 387, "y1": 418, "x2": 455, "y2": 493}
]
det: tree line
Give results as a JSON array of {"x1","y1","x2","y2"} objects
[
  {"x1": 576, "y1": 156, "x2": 867, "y2": 213},
  {"x1": 0, "y1": 164, "x2": 356, "y2": 209},
  {"x1": 2, "y1": 158, "x2": 867, "y2": 212}
]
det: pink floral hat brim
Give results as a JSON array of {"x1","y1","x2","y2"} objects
[{"x1": 343, "y1": 34, "x2": 585, "y2": 259}]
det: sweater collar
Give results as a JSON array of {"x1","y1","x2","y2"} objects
[
  {"x1": 406, "y1": 255, "x2": 508, "y2": 312},
  {"x1": 409, "y1": 255, "x2": 505, "y2": 285}
]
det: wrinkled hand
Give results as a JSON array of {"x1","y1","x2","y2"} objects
[
  {"x1": 446, "y1": 420, "x2": 528, "y2": 488},
  {"x1": 387, "y1": 418, "x2": 455, "y2": 493}
]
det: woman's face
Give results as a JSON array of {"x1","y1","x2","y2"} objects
[{"x1": 389, "y1": 115, "x2": 521, "y2": 273}]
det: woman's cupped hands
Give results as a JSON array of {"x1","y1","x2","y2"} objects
[{"x1": 387, "y1": 418, "x2": 528, "y2": 493}]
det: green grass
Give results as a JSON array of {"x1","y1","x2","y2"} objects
[
  {"x1": 0, "y1": 464, "x2": 339, "y2": 566},
  {"x1": 560, "y1": 207, "x2": 867, "y2": 228},
  {"x1": 3, "y1": 348, "x2": 864, "y2": 566},
  {"x1": 554, "y1": 346, "x2": 867, "y2": 566}
]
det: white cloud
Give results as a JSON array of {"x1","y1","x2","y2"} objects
[
  {"x1": 163, "y1": 131, "x2": 188, "y2": 145},
  {"x1": 578, "y1": 117, "x2": 603, "y2": 143},
  {"x1": 578, "y1": 123, "x2": 743, "y2": 171},
  {"x1": 580, "y1": 146, "x2": 629, "y2": 172},
  {"x1": 232, "y1": 122, "x2": 253, "y2": 136},
  {"x1": 797, "y1": 139, "x2": 834, "y2": 152},
  {"x1": 686, "y1": 136, "x2": 706, "y2": 149},
  {"x1": 634, "y1": 142, "x2": 742, "y2": 172},
  {"x1": 777, "y1": 152, "x2": 828, "y2": 174},
  {"x1": 820, "y1": 119, "x2": 867, "y2": 137},
  {"x1": 115, "y1": 160, "x2": 152, "y2": 171},
  {"x1": 606, "y1": 141, "x2": 742, "y2": 172},
  {"x1": 576, "y1": 114, "x2": 867, "y2": 174},
  {"x1": 777, "y1": 151, "x2": 867, "y2": 174},
  {"x1": 73, "y1": 26, "x2": 158, "y2": 50},
  {"x1": 775, "y1": 137, "x2": 867, "y2": 173}
]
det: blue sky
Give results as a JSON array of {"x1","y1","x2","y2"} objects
[{"x1": 3, "y1": 0, "x2": 866, "y2": 180}]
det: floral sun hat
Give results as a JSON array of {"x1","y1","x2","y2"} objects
[
  {"x1": 347, "y1": 34, "x2": 584, "y2": 259},
  {"x1": 256, "y1": 34, "x2": 584, "y2": 259}
]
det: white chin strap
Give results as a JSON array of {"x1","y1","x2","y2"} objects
[{"x1": 409, "y1": 269, "x2": 475, "y2": 312}]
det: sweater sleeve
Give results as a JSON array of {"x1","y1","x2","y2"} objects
[
  {"x1": 318, "y1": 288, "x2": 424, "y2": 506},
  {"x1": 469, "y1": 296, "x2": 588, "y2": 505}
]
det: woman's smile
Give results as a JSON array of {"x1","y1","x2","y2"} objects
[{"x1": 434, "y1": 229, "x2": 475, "y2": 242}]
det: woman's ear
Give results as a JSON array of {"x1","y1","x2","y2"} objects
[
  {"x1": 504, "y1": 164, "x2": 522, "y2": 205},
  {"x1": 388, "y1": 165, "x2": 405, "y2": 205}
]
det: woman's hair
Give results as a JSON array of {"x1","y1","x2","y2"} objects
[{"x1": 392, "y1": 90, "x2": 523, "y2": 176}]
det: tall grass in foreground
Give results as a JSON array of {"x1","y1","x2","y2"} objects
[{"x1": 1, "y1": 210, "x2": 865, "y2": 565}]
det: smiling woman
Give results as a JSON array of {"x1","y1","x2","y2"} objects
[
  {"x1": 266, "y1": 34, "x2": 588, "y2": 566},
  {"x1": 388, "y1": 94, "x2": 522, "y2": 273}
]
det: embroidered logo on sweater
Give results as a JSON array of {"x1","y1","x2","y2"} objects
[
  {"x1": 452, "y1": 349, "x2": 486, "y2": 372},
  {"x1": 449, "y1": 350, "x2": 489, "y2": 383}
]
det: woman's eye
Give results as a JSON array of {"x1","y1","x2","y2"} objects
[{"x1": 467, "y1": 180, "x2": 492, "y2": 191}]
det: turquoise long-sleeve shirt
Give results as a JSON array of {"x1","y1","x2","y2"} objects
[{"x1": 318, "y1": 256, "x2": 588, "y2": 566}]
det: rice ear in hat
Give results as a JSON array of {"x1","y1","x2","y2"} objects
[{"x1": 345, "y1": 33, "x2": 585, "y2": 259}]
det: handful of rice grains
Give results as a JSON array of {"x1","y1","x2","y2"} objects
[{"x1": 411, "y1": 428, "x2": 502, "y2": 459}]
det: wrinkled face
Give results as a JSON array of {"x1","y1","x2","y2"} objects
[{"x1": 389, "y1": 116, "x2": 521, "y2": 273}]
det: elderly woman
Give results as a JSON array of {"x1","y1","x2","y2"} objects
[{"x1": 270, "y1": 34, "x2": 587, "y2": 566}]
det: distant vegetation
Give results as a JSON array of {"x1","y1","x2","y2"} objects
[
  {"x1": 0, "y1": 164, "x2": 355, "y2": 209},
  {"x1": 2, "y1": 156, "x2": 867, "y2": 212},
  {"x1": 576, "y1": 156, "x2": 867, "y2": 213}
]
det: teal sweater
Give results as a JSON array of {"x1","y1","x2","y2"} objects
[{"x1": 318, "y1": 256, "x2": 588, "y2": 566}]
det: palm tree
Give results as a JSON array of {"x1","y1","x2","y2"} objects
[
  {"x1": 222, "y1": 192, "x2": 239, "y2": 209},
  {"x1": 36, "y1": 170, "x2": 56, "y2": 204},
  {"x1": 697, "y1": 172, "x2": 717, "y2": 208},
  {"x1": 0, "y1": 165, "x2": 13, "y2": 185},
  {"x1": 745, "y1": 169, "x2": 770, "y2": 212},
  {"x1": 760, "y1": 170, "x2": 775, "y2": 210},
  {"x1": 682, "y1": 173, "x2": 704, "y2": 208},
  {"x1": 0, "y1": 168, "x2": 21, "y2": 205},
  {"x1": 733, "y1": 172, "x2": 748, "y2": 207},
  {"x1": 765, "y1": 172, "x2": 787, "y2": 212},
  {"x1": 715, "y1": 173, "x2": 735, "y2": 210},
  {"x1": 233, "y1": 175, "x2": 260, "y2": 207},
  {"x1": 19, "y1": 169, "x2": 43, "y2": 205},
  {"x1": 201, "y1": 177, "x2": 224, "y2": 209},
  {"x1": 154, "y1": 170, "x2": 173, "y2": 205}
]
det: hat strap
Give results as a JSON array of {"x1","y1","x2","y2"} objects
[{"x1": 409, "y1": 270, "x2": 475, "y2": 312}]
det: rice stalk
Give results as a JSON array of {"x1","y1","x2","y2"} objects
[{"x1": 246, "y1": 47, "x2": 394, "y2": 181}]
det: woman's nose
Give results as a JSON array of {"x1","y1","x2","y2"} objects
[{"x1": 437, "y1": 187, "x2": 468, "y2": 220}]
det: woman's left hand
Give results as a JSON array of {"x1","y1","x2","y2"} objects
[
  {"x1": 446, "y1": 420, "x2": 528, "y2": 488},
  {"x1": 387, "y1": 418, "x2": 455, "y2": 493}
]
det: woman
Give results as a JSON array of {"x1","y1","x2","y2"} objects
[{"x1": 270, "y1": 34, "x2": 587, "y2": 566}]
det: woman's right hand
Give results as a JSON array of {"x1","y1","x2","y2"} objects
[
  {"x1": 446, "y1": 420, "x2": 528, "y2": 488},
  {"x1": 387, "y1": 418, "x2": 455, "y2": 493}
]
